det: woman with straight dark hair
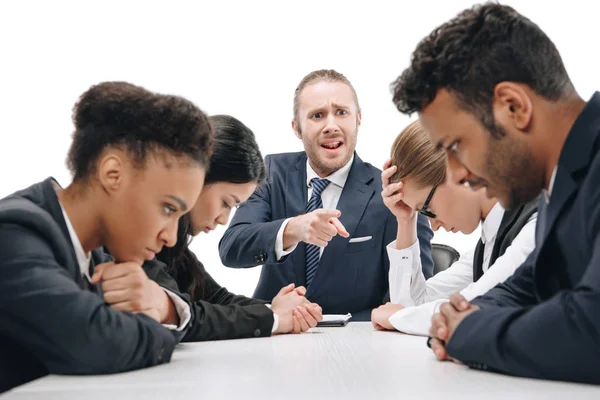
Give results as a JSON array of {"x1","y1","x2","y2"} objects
[
  {"x1": 147, "y1": 115, "x2": 323, "y2": 341},
  {"x1": 0, "y1": 81, "x2": 213, "y2": 392}
]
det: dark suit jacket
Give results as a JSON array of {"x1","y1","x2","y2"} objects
[
  {"x1": 0, "y1": 178, "x2": 184, "y2": 393},
  {"x1": 143, "y1": 251, "x2": 274, "y2": 342},
  {"x1": 219, "y1": 152, "x2": 433, "y2": 319},
  {"x1": 447, "y1": 92, "x2": 600, "y2": 384},
  {"x1": 473, "y1": 197, "x2": 539, "y2": 281}
]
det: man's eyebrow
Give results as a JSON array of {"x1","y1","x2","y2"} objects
[
  {"x1": 231, "y1": 194, "x2": 241, "y2": 204},
  {"x1": 166, "y1": 195, "x2": 188, "y2": 211},
  {"x1": 332, "y1": 102, "x2": 350, "y2": 110},
  {"x1": 306, "y1": 104, "x2": 326, "y2": 115}
]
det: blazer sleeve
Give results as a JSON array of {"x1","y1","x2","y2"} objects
[
  {"x1": 219, "y1": 155, "x2": 291, "y2": 268},
  {"x1": 446, "y1": 242, "x2": 600, "y2": 384},
  {"x1": 143, "y1": 257, "x2": 274, "y2": 342},
  {"x1": 0, "y1": 224, "x2": 176, "y2": 375},
  {"x1": 415, "y1": 214, "x2": 434, "y2": 279}
]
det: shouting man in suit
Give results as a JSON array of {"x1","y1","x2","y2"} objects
[
  {"x1": 220, "y1": 69, "x2": 433, "y2": 319},
  {"x1": 392, "y1": 2, "x2": 600, "y2": 384}
]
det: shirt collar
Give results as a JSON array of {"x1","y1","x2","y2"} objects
[
  {"x1": 306, "y1": 154, "x2": 354, "y2": 189},
  {"x1": 58, "y1": 199, "x2": 92, "y2": 280},
  {"x1": 543, "y1": 165, "x2": 558, "y2": 204},
  {"x1": 481, "y1": 202, "x2": 504, "y2": 245}
]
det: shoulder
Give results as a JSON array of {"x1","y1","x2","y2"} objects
[
  {"x1": 265, "y1": 152, "x2": 306, "y2": 168},
  {"x1": 0, "y1": 196, "x2": 69, "y2": 264},
  {"x1": 350, "y1": 155, "x2": 383, "y2": 186}
]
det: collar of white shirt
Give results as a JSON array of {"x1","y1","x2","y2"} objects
[
  {"x1": 306, "y1": 154, "x2": 354, "y2": 189},
  {"x1": 58, "y1": 201, "x2": 92, "y2": 281},
  {"x1": 480, "y1": 202, "x2": 505, "y2": 245},
  {"x1": 543, "y1": 165, "x2": 558, "y2": 204}
]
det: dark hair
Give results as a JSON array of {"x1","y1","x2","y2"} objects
[
  {"x1": 156, "y1": 115, "x2": 266, "y2": 299},
  {"x1": 67, "y1": 81, "x2": 213, "y2": 180},
  {"x1": 391, "y1": 2, "x2": 574, "y2": 138}
]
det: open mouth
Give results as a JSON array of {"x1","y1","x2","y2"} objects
[{"x1": 321, "y1": 141, "x2": 343, "y2": 151}]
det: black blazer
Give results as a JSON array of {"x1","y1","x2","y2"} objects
[
  {"x1": 143, "y1": 251, "x2": 275, "y2": 342},
  {"x1": 472, "y1": 197, "x2": 539, "y2": 281},
  {"x1": 446, "y1": 92, "x2": 600, "y2": 384},
  {"x1": 219, "y1": 152, "x2": 434, "y2": 319},
  {"x1": 0, "y1": 178, "x2": 185, "y2": 393}
]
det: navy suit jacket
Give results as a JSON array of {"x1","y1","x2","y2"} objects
[
  {"x1": 219, "y1": 152, "x2": 433, "y2": 319},
  {"x1": 0, "y1": 178, "x2": 185, "y2": 393},
  {"x1": 446, "y1": 92, "x2": 600, "y2": 384}
]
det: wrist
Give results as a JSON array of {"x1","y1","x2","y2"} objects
[
  {"x1": 396, "y1": 213, "x2": 417, "y2": 226},
  {"x1": 271, "y1": 309, "x2": 286, "y2": 334},
  {"x1": 158, "y1": 287, "x2": 177, "y2": 325},
  {"x1": 282, "y1": 217, "x2": 301, "y2": 248},
  {"x1": 395, "y1": 217, "x2": 418, "y2": 249}
]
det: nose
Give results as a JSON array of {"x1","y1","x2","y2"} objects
[
  {"x1": 215, "y1": 209, "x2": 231, "y2": 227},
  {"x1": 322, "y1": 113, "x2": 340, "y2": 135},
  {"x1": 446, "y1": 153, "x2": 475, "y2": 186},
  {"x1": 429, "y1": 218, "x2": 442, "y2": 231},
  {"x1": 159, "y1": 219, "x2": 179, "y2": 248}
]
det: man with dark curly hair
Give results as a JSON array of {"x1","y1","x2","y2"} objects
[
  {"x1": 0, "y1": 82, "x2": 213, "y2": 392},
  {"x1": 391, "y1": 2, "x2": 600, "y2": 384}
]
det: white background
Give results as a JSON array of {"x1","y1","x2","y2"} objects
[{"x1": 1, "y1": 0, "x2": 598, "y2": 296}]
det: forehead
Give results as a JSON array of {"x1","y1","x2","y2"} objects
[
  {"x1": 298, "y1": 81, "x2": 356, "y2": 111},
  {"x1": 400, "y1": 178, "x2": 433, "y2": 209},
  {"x1": 135, "y1": 155, "x2": 205, "y2": 204},
  {"x1": 209, "y1": 181, "x2": 256, "y2": 195},
  {"x1": 419, "y1": 89, "x2": 483, "y2": 147}
]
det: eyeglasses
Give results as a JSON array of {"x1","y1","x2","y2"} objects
[{"x1": 418, "y1": 186, "x2": 437, "y2": 219}]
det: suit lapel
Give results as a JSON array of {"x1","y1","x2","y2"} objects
[
  {"x1": 286, "y1": 155, "x2": 308, "y2": 286},
  {"x1": 44, "y1": 178, "x2": 90, "y2": 290},
  {"x1": 307, "y1": 155, "x2": 375, "y2": 296}
]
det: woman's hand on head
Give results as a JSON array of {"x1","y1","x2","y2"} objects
[{"x1": 381, "y1": 160, "x2": 416, "y2": 222}]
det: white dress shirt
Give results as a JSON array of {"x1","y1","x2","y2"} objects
[
  {"x1": 543, "y1": 166, "x2": 558, "y2": 203},
  {"x1": 386, "y1": 203, "x2": 537, "y2": 336},
  {"x1": 58, "y1": 202, "x2": 191, "y2": 331},
  {"x1": 274, "y1": 155, "x2": 354, "y2": 260}
]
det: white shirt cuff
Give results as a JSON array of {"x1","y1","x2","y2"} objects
[
  {"x1": 388, "y1": 299, "x2": 444, "y2": 336},
  {"x1": 275, "y1": 218, "x2": 298, "y2": 261},
  {"x1": 387, "y1": 239, "x2": 420, "y2": 306},
  {"x1": 386, "y1": 239, "x2": 419, "y2": 267},
  {"x1": 161, "y1": 288, "x2": 192, "y2": 332},
  {"x1": 264, "y1": 304, "x2": 279, "y2": 333}
]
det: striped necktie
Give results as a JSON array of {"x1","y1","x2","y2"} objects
[{"x1": 305, "y1": 178, "x2": 331, "y2": 286}]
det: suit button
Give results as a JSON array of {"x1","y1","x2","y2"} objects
[
  {"x1": 482, "y1": 364, "x2": 488, "y2": 370},
  {"x1": 254, "y1": 329, "x2": 261, "y2": 337},
  {"x1": 158, "y1": 348, "x2": 164, "y2": 361},
  {"x1": 254, "y1": 255, "x2": 261, "y2": 263}
]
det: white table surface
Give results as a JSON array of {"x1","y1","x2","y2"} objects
[{"x1": 3, "y1": 322, "x2": 599, "y2": 399}]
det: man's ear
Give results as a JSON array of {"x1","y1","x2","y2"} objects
[
  {"x1": 292, "y1": 119, "x2": 302, "y2": 140},
  {"x1": 493, "y1": 82, "x2": 533, "y2": 132}
]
